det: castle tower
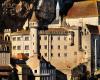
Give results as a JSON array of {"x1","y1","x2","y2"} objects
[
  {"x1": 4, "y1": 29, "x2": 11, "y2": 41},
  {"x1": 29, "y1": 11, "x2": 38, "y2": 56}
]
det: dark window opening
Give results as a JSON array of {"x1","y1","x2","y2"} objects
[
  {"x1": 74, "y1": 52, "x2": 77, "y2": 55},
  {"x1": 44, "y1": 45, "x2": 47, "y2": 49},
  {"x1": 64, "y1": 53, "x2": 67, "y2": 57},
  {"x1": 25, "y1": 37, "x2": 29, "y2": 40},
  {"x1": 85, "y1": 46, "x2": 87, "y2": 49},
  {"x1": 58, "y1": 36, "x2": 60, "y2": 40},
  {"x1": 17, "y1": 37, "x2": 21, "y2": 41},
  {"x1": 34, "y1": 70, "x2": 37, "y2": 73},
  {"x1": 58, "y1": 53, "x2": 60, "y2": 57},
  {"x1": 51, "y1": 53, "x2": 53, "y2": 57},
  {"x1": 58, "y1": 45, "x2": 60, "y2": 49},
  {"x1": 64, "y1": 45, "x2": 67, "y2": 49},
  {"x1": 51, "y1": 45, "x2": 53, "y2": 49},
  {"x1": 44, "y1": 36, "x2": 47, "y2": 40},
  {"x1": 44, "y1": 53, "x2": 47, "y2": 57},
  {"x1": 17, "y1": 46, "x2": 21, "y2": 50}
]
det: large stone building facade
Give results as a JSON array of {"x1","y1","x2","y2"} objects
[{"x1": 0, "y1": 0, "x2": 100, "y2": 80}]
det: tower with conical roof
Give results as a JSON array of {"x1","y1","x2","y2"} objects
[{"x1": 29, "y1": 11, "x2": 39, "y2": 56}]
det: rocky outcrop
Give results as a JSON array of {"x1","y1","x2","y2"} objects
[{"x1": 0, "y1": 0, "x2": 74, "y2": 31}]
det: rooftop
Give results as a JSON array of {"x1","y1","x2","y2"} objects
[
  {"x1": 26, "y1": 55, "x2": 40, "y2": 69},
  {"x1": 12, "y1": 53, "x2": 28, "y2": 60},
  {"x1": 39, "y1": 28, "x2": 68, "y2": 34},
  {"x1": 11, "y1": 28, "x2": 68, "y2": 36},
  {"x1": 11, "y1": 30, "x2": 30, "y2": 36},
  {"x1": 65, "y1": 1, "x2": 99, "y2": 18}
]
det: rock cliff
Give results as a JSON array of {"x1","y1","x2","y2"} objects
[{"x1": 0, "y1": 0, "x2": 73, "y2": 31}]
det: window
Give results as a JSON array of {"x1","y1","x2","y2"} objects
[
  {"x1": 13, "y1": 37, "x2": 16, "y2": 41},
  {"x1": 25, "y1": 45, "x2": 29, "y2": 50},
  {"x1": 44, "y1": 53, "x2": 47, "y2": 57},
  {"x1": 17, "y1": 37, "x2": 21, "y2": 41},
  {"x1": 13, "y1": 46, "x2": 16, "y2": 50},
  {"x1": 5, "y1": 37, "x2": 7, "y2": 41},
  {"x1": 84, "y1": 29, "x2": 86, "y2": 35},
  {"x1": 44, "y1": 36, "x2": 47, "y2": 40},
  {"x1": 51, "y1": 45, "x2": 53, "y2": 49},
  {"x1": 25, "y1": 37, "x2": 29, "y2": 41},
  {"x1": 5, "y1": 35, "x2": 10, "y2": 41},
  {"x1": 64, "y1": 36, "x2": 67, "y2": 40},
  {"x1": 85, "y1": 46, "x2": 87, "y2": 49},
  {"x1": 17, "y1": 46, "x2": 21, "y2": 50},
  {"x1": 74, "y1": 52, "x2": 77, "y2": 55},
  {"x1": 8, "y1": 36, "x2": 10, "y2": 41},
  {"x1": 44, "y1": 45, "x2": 47, "y2": 49},
  {"x1": 64, "y1": 45, "x2": 67, "y2": 49},
  {"x1": 51, "y1": 53, "x2": 53, "y2": 57},
  {"x1": 58, "y1": 36, "x2": 60, "y2": 40},
  {"x1": 64, "y1": 53, "x2": 67, "y2": 57},
  {"x1": 58, "y1": 45, "x2": 60, "y2": 49},
  {"x1": 34, "y1": 70, "x2": 37, "y2": 73},
  {"x1": 58, "y1": 53, "x2": 60, "y2": 57},
  {"x1": 33, "y1": 34, "x2": 34, "y2": 37}
]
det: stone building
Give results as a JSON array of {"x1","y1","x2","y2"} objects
[
  {"x1": 11, "y1": 30, "x2": 30, "y2": 57},
  {"x1": 0, "y1": 33, "x2": 12, "y2": 80},
  {"x1": 64, "y1": 1, "x2": 100, "y2": 26},
  {"x1": 1, "y1": 0, "x2": 100, "y2": 80}
]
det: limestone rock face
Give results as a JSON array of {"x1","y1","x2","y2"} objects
[
  {"x1": 0, "y1": 0, "x2": 73, "y2": 31},
  {"x1": 0, "y1": 0, "x2": 35, "y2": 31},
  {"x1": 36, "y1": 0, "x2": 57, "y2": 25},
  {"x1": 0, "y1": 0, "x2": 56, "y2": 30}
]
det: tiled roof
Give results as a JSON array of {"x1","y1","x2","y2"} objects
[
  {"x1": 11, "y1": 28, "x2": 68, "y2": 35},
  {"x1": 30, "y1": 12, "x2": 38, "y2": 22},
  {"x1": 14, "y1": 53, "x2": 28, "y2": 60},
  {"x1": 39, "y1": 28, "x2": 68, "y2": 34},
  {"x1": 26, "y1": 55, "x2": 40, "y2": 69},
  {"x1": 11, "y1": 30, "x2": 30, "y2": 36},
  {"x1": 65, "y1": 1, "x2": 98, "y2": 18}
]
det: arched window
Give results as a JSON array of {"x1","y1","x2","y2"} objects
[
  {"x1": 8, "y1": 36, "x2": 10, "y2": 41},
  {"x1": 5, "y1": 36, "x2": 7, "y2": 41},
  {"x1": 5, "y1": 35, "x2": 10, "y2": 41}
]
